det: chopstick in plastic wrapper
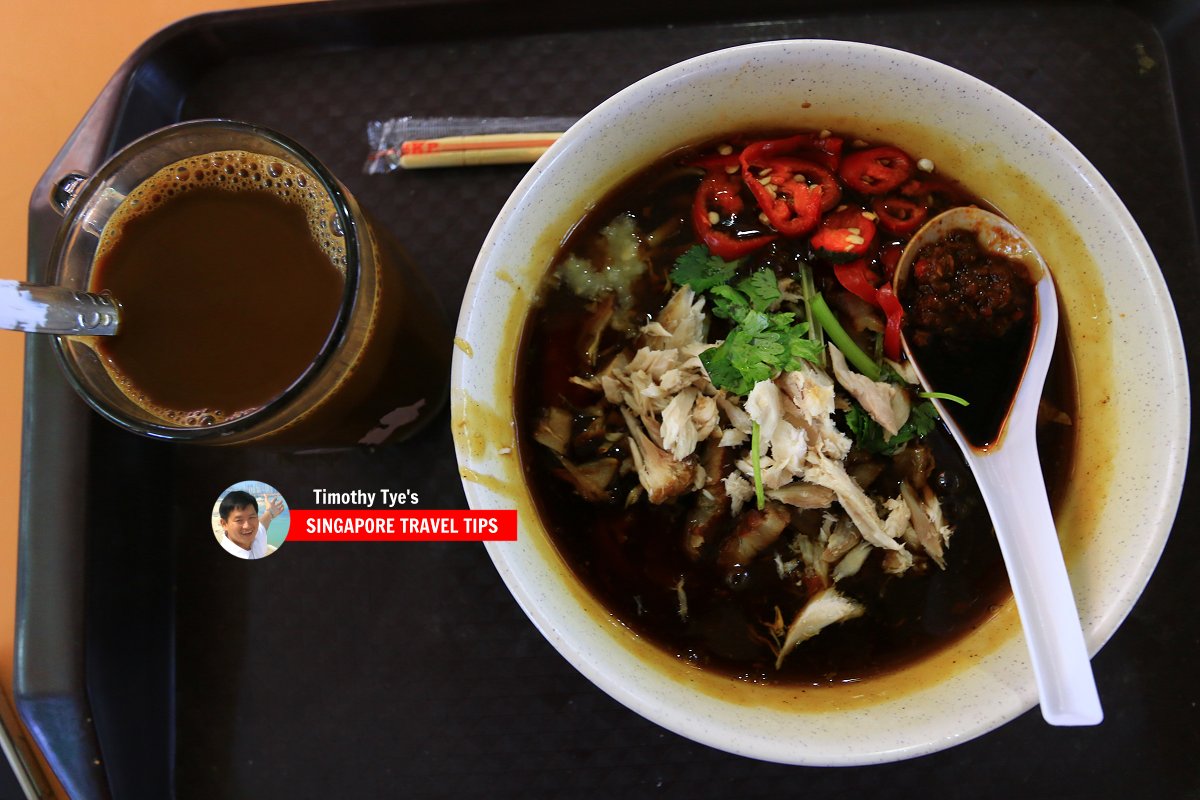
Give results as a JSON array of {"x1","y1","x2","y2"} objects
[{"x1": 365, "y1": 116, "x2": 577, "y2": 172}]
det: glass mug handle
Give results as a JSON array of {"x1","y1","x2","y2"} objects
[
  {"x1": 9, "y1": 172, "x2": 122, "y2": 336},
  {"x1": 51, "y1": 173, "x2": 89, "y2": 216},
  {"x1": 52, "y1": 172, "x2": 127, "y2": 239}
]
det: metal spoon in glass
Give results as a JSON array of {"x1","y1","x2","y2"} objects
[
  {"x1": 0, "y1": 280, "x2": 119, "y2": 335},
  {"x1": 893, "y1": 206, "x2": 1102, "y2": 726}
]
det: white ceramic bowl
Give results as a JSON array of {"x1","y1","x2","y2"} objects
[{"x1": 451, "y1": 40, "x2": 1189, "y2": 764}]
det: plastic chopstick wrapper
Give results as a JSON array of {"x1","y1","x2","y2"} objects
[{"x1": 365, "y1": 115, "x2": 577, "y2": 172}]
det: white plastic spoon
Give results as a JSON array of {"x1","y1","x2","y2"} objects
[{"x1": 894, "y1": 206, "x2": 1102, "y2": 726}]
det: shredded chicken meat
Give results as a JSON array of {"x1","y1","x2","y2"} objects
[
  {"x1": 534, "y1": 283, "x2": 956, "y2": 668},
  {"x1": 775, "y1": 588, "x2": 865, "y2": 669},
  {"x1": 829, "y1": 345, "x2": 911, "y2": 437}
]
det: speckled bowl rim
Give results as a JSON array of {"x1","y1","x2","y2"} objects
[{"x1": 452, "y1": 40, "x2": 1189, "y2": 765}]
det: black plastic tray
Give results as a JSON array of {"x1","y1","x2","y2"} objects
[{"x1": 16, "y1": 2, "x2": 1200, "y2": 798}]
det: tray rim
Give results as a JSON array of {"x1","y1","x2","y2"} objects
[{"x1": 15, "y1": 1, "x2": 1200, "y2": 797}]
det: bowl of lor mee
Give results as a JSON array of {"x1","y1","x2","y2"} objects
[{"x1": 451, "y1": 40, "x2": 1188, "y2": 764}]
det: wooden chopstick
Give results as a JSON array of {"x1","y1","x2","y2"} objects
[{"x1": 397, "y1": 132, "x2": 564, "y2": 168}]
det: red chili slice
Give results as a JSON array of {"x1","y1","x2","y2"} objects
[
  {"x1": 872, "y1": 195, "x2": 929, "y2": 235},
  {"x1": 876, "y1": 283, "x2": 905, "y2": 361},
  {"x1": 741, "y1": 163, "x2": 825, "y2": 237},
  {"x1": 833, "y1": 259, "x2": 881, "y2": 306},
  {"x1": 810, "y1": 206, "x2": 877, "y2": 263},
  {"x1": 691, "y1": 171, "x2": 776, "y2": 259},
  {"x1": 838, "y1": 146, "x2": 916, "y2": 195},
  {"x1": 741, "y1": 132, "x2": 844, "y2": 171},
  {"x1": 739, "y1": 152, "x2": 841, "y2": 237},
  {"x1": 879, "y1": 242, "x2": 903, "y2": 281},
  {"x1": 766, "y1": 158, "x2": 842, "y2": 213},
  {"x1": 808, "y1": 135, "x2": 844, "y2": 171}
]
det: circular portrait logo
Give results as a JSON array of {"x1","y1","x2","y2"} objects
[{"x1": 212, "y1": 481, "x2": 290, "y2": 560}]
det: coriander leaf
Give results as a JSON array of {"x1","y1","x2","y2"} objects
[
  {"x1": 727, "y1": 331, "x2": 775, "y2": 386},
  {"x1": 846, "y1": 399, "x2": 939, "y2": 456},
  {"x1": 700, "y1": 340, "x2": 752, "y2": 395},
  {"x1": 686, "y1": 264, "x2": 824, "y2": 396},
  {"x1": 709, "y1": 284, "x2": 749, "y2": 320},
  {"x1": 779, "y1": 325, "x2": 824, "y2": 370},
  {"x1": 843, "y1": 403, "x2": 889, "y2": 454},
  {"x1": 879, "y1": 363, "x2": 906, "y2": 385},
  {"x1": 700, "y1": 309, "x2": 825, "y2": 395},
  {"x1": 769, "y1": 311, "x2": 797, "y2": 328},
  {"x1": 737, "y1": 269, "x2": 781, "y2": 312},
  {"x1": 670, "y1": 245, "x2": 740, "y2": 292},
  {"x1": 902, "y1": 400, "x2": 940, "y2": 440},
  {"x1": 738, "y1": 309, "x2": 771, "y2": 336}
]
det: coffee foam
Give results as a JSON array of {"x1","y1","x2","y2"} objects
[
  {"x1": 94, "y1": 150, "x2": 347, "y2": 276},
  {"x1": 93, "y1": 150, "x2": 347, "y2": 429}
]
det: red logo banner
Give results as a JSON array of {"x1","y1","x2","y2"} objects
[{"x1": 288, "y1": 510, "x2": 517, "y2": 542}]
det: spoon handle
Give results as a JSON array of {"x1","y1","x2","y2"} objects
[
  {"x1": 0, "y1": 280, "x2": 120, "y2": 336},
  {"x1": 970, "y1": 427, "x2": 1103, "y2": 726}
]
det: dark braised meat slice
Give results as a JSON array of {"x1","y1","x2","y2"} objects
[
  {"x1": 716, "y1": 501, "x2": 790, "y2": 571},
  {"x1": 620, "y1": 407, "x2": 697, "y2": 504},
  {"x1": 683, "y1": 437, "x2": 734, "y2": 561},
  {"x1": 551, "y1": 455, "x2": 619, "y2": 503}
]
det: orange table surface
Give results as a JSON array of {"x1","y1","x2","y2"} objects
[{"x1": 0, "y1": 1, "x2": 317, "y2": 794}]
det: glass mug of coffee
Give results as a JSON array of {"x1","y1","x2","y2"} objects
[{"x1": 48, "y1": 119, "x2": 449, "y2": 445}]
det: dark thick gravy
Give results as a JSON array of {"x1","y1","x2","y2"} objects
[{"x1": 516, "y1": 138, "x2": 1076, "y2": 685}]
